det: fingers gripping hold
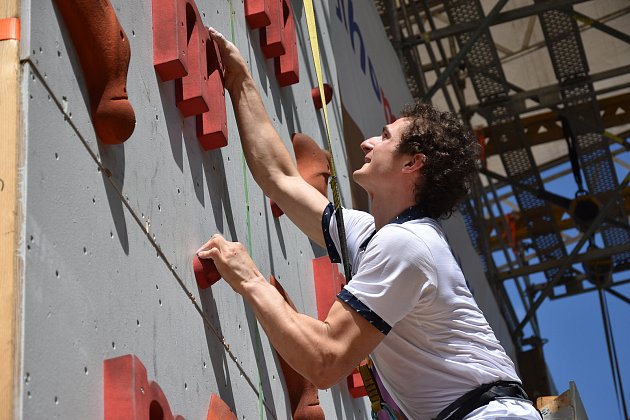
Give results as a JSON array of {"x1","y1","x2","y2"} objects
[{"x1": 193, "y1": 233, "x2": 225, "y2": 289}]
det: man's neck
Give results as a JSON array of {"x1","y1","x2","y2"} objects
[{"x1": 370, "y1": 195, "x2": 418, "y2": 231}]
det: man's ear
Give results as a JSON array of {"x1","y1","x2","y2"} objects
[{"x1": 402, "y1": 153, "x2": 426, "y2": 174}]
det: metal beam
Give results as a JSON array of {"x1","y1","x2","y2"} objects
[
  {"x1": 480, "y1": 168, "x2": 630, "y2": 233},
  {"x1": 571, "y1": 10, "x2": 630, "y2": 44},
  {"x1": 606, "y1": 287, "x2": 630, "y2": 306},
  {"x1": 497, "y1": 243, "x2": 630, "y2": 281},
  {"x1": 514, "y1": 171, "x2": 630, "y2": 336},
  {"x1": 465, "y1": 64, "x2": 630, "y2": 115},
  {"x1": 422, "y1": 0, "x2": 510, "y2": 101},
  {"x1": 401, "y1": 0, "x2": 592, "y2": 47}
]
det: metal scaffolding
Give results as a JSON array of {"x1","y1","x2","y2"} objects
[{"x1": 374, "y1": 0, "x2": 630, "y2": 406}]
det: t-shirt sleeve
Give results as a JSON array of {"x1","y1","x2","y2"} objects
[
  {"x1": 321, "y1": 203, "x2": 374, "y2": 264},
  {"x1": 340, "y1": 224, "x2": 437, "y2": 333}
]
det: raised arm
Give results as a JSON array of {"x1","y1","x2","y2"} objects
[{"x1": 210, "y1": 28, "x2": 329, "y2": 247}]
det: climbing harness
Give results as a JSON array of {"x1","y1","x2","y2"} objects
[{"x1": 302, "y1": 3, "x2": 395, "y2": 418}]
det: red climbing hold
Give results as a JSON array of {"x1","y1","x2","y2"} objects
[
  {"x1": 104, "y1": 354, "x2": 184, "y2": 420},
  {"x1": 193, "y1": 255, "x2": 222, "y2": 289},
  {"x1": 311, "y1": 84, "x2": 333, "y2": 109},
  {"x1": 54, "y1": 0, "x2": 136, "y2": 145},
  {"x1": 259, "y1": 0, "x2": 285, "y2": 58},
  {"x1": 274, "y1": 0, "x2": 299, "y2": 87},
  {"x1": 312, "y1": 256, "x2": 345, "y2": 321},
  {"x1": 347, "y1": 367, "x2": 368, "y2": 398},
  {"x1": 269, "y1": 276, "x2": 325, "y2": 420},
  {"x1": 245, "y1": 0, "x2": 271, "y2": 29}
]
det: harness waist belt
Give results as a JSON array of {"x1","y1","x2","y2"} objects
[{"x1": 433, "y1": 381, "x2": 529, "y2": 420}]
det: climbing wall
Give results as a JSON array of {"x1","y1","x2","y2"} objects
[{"x1": 17, "y1": 0, "x2": 515, "y2": 418}]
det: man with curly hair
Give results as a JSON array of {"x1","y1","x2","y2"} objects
[{"x1": 197, "y1": 29, "x2": 541, "y2": 420}]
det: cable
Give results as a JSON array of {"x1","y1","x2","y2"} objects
[
  {"x1": 303, "y1": 4, "x2": 396, "y2": 419},
  {"x1": 228, "y1": 3, "x2": 267, "y2": 417},
  {"x1": 303, "y1": 0, "x2": 353, "y2": 282},
  {"x1": 598, "y1": 289, "x2": 629, "y2": 420}
]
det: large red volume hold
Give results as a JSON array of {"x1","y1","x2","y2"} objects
[
  {"x1": 271, "y1": 133, "x2": 331, "y2": 218},
  {"x1": 54, "y1": 0, "x2": 135, "y2": 144},
  {"x1": 269, "y1": 276, "x2": 325, "y2": 420},
  {"x1": 193, "y1": 255, "x2": 222, "y2": 289},
  {"x1": 292, "y1": 133, "x2": 331, "y2": 197},
  {"x1": 104, "y1": 354, "x2": 184, "y2": 420}
]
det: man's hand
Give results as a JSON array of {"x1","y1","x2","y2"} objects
[
  {"x1": 197, "y1": 234, "x2": 266, "y2": 295},
  {"x1": 209, "y1": 27, "x2": 250, "y2": 93}
]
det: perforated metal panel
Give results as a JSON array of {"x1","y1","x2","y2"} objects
[
  {"x1": 445, "y1": 0, "x2": 571, "y2": 285},
  {"x1": 538, "y1": 1, "x2": 630, "y2": 268}
]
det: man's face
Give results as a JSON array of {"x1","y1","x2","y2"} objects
[{"x1": 353, "y1": 118, "x2": 412, "y2": 194}]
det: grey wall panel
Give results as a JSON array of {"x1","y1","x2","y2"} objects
[
  {"x1": 21, "y1": 66, "x2": 282, "y2": 419},
  {"x1": 20, "y1": 0, "x2": 370, "y2": 418}
]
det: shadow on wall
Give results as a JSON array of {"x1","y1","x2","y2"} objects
[
  {"x1": 197, "y1": 283, "x2": 279, "y2": 419},
  {"x1": 203, "y1": 148, "x2": 238, "y2": 242},
  {"x1": 98, "y1": 142, "x2": 130, "y2": 255},
  {"x1": 198, "y1": 287, "x2": 238, "y2": 415},
  {"x1": 52, "y1": 0, "x2": 134, "y2": 254},
  {"x1": 159, "y1": 79, "x2": 185, "y2": 173}
]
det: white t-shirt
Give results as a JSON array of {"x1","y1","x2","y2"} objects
[{"x1": 323, "y1": 205, "x2": 523, "y2": 419}]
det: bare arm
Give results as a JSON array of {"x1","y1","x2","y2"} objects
[
  {"x1": 210, "y1": 28, "x2": 329, "y2": 246},
  {"x1": 197, "y1": 235, "x2": 384, "y2": 388}
]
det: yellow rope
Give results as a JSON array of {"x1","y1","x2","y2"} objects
[{"x1": 303, "y1": 0, "x2": 352, "y2": 281}]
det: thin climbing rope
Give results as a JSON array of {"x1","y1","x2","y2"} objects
[
  {"x1": 302, "y1": 4, "x2": 395, "y2": 419},
  {"x1": 303, "y1": 0, "x2": 353, "y2": 282},
  {"x1": 226, "y1": 2, "x2": 268, "y2": 417}
]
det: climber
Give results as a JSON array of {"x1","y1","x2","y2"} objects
[{"x1": 196, "y1": 28, "x2": 541, "y2": 420}]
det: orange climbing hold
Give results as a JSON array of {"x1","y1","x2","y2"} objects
[
  {"x1": 206, "y1": 393, "x2": 237, "y2": 420},
  {"x1": 271, "y1": 133, "x2": 331, "y2": 218},
  {"x1": 0, "y1": 17, "x2": 20, "y2": 41}
]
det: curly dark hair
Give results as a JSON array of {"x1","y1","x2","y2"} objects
[{"x1": 396, "y1": 102, "x2": 480, "y2": 219}]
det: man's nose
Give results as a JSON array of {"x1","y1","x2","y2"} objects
[{"x1": 361, "y1": 137, "x2": 377, "y2": 154}]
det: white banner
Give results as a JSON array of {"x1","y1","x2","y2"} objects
[{"x1": 326, "y1": 0, "x2": 413, "y2": 137}]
